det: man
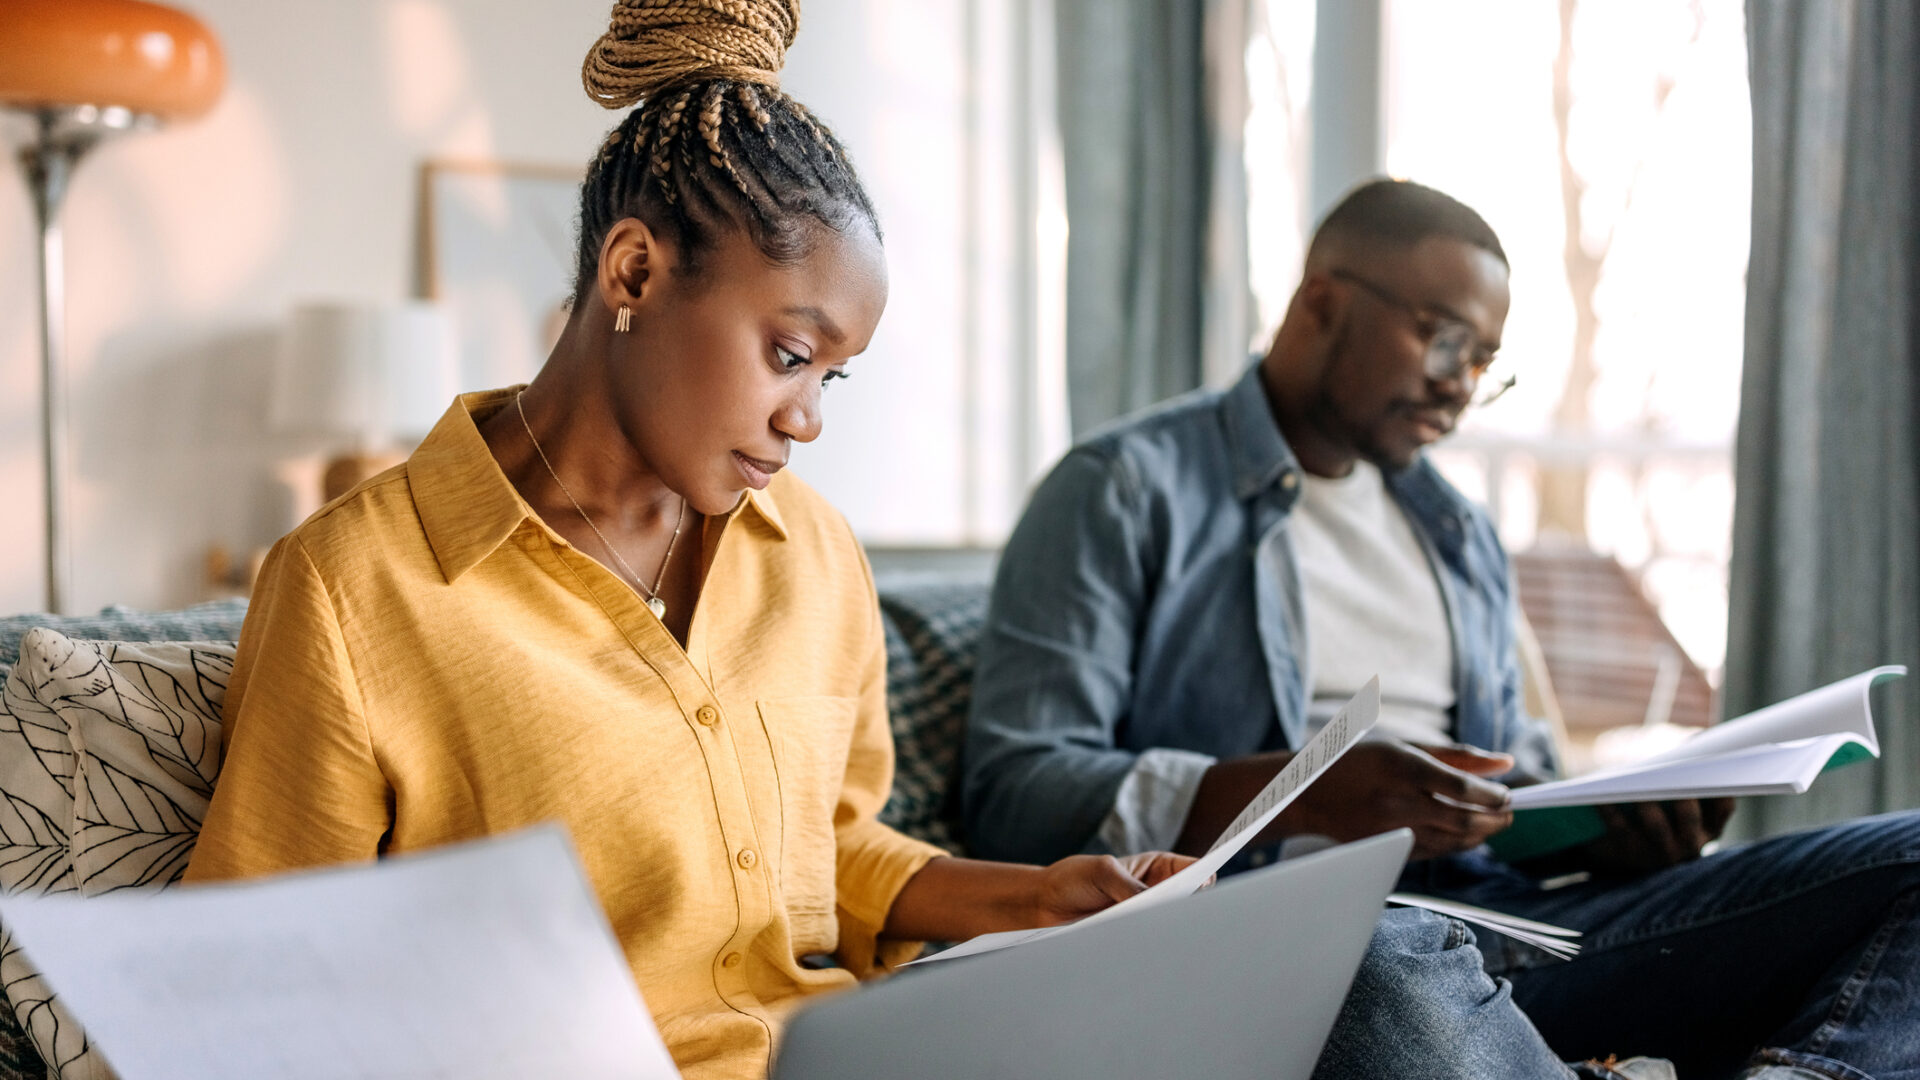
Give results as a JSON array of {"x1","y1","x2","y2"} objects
[{"x1": 964, "y1": 179, "x2": 1920, "y2": 1080}]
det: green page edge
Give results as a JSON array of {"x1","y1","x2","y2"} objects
[{"x1": 1486, "y1": 805, "x2": 1607, "y2": 863}]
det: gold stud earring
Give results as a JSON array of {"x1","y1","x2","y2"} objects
[{"x1": 615, "y1": 305, "x2": 632, "y2": 333}]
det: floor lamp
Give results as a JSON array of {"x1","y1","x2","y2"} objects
[{"x1": 0, "y1": 0, "x2": 224, "y2": 613}]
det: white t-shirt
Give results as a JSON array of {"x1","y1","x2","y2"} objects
[
  {"x1": 1095, "y1": 459, "x2": 1461, "y2": 856},
  {"x1": 1288, "y1": 461, "x2": 1456, "y2": 745}
]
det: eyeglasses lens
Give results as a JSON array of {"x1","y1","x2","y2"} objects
[{"x1": 1424, "y1": 323, "x2": 1480, "y2": 383}]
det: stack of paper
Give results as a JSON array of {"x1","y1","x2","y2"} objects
[
  {"x1": 1491, "y1": 666, "x2": 1906, "y2": 861},
  {"x1": 1387, "y1": 893, "x2": 1581, "y2": 959},
  {"x1": 0, "y1": 827, "x2": 681, "y2": 1080}
]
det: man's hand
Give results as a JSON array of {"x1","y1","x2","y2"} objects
[
  {"x1": 1031, "y1": 851, "x2": 1199, "y2": 927},
  {"x1": 1577, "y1": 798, "x2": 1737, "y2": 876},
  {"x1": 1279, "y1": 740, "x2": 1517, "y2": 860}
]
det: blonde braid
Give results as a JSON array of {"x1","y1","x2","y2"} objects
[
  {"x1": 738, "y1": 84, "x2": 774, "y2": 136},
  {"x1": 584, "y1": 0, "x2": 799, "y2": 109},
  {"x1": 785, "y1": 99, "x2": 842, "y2": 163},
  {"x1": 647, "y1": 87, "x2": 696, "y2": 202},
  {"x1": 698, "y1": 83, "x2": 754, "y2": 200},
  {"x1": 569, "y1": 0, "x2": 879, "y2": 298}
]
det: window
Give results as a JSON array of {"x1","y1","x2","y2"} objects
[
  {"x1": 1245, "y1": 0, "x2": 1751, "y2": 762},
  {"x1": 1386, "y1": 0, "x2": 1751, "y2": 686}
]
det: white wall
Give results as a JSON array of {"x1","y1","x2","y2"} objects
[{"x1": 0, "y1": 0, "x2": 1051, "y2": 615}]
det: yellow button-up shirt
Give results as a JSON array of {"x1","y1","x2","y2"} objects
[{"x1": 185, "y1": 389, "x2": 945, "y2": 1080}]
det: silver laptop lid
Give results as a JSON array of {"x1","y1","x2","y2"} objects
[{"x1": 774, "y1": 828, "x2": 1414, "y2": 1080}]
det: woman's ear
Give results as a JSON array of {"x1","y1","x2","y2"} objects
[{"x1": 595, "y1": 218, "x2": 675, "y2": 319}]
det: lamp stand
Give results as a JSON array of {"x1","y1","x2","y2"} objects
[{"x1": 10, "y1": 105, "x2": 148, "y2": 614}]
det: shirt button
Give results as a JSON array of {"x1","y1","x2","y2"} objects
[
  {"x1": 696, "y1": 705, "x2": 720, "y2": 727},
  {"x1": 737, "y1": 848, "x2": 758, "y2": 870},
  {"x1": 722, "y1": 952, "x2": 744, "y2": 969},
  {"x1": 1280, "y1": 471, "x2": 1300, "y2": 491}
]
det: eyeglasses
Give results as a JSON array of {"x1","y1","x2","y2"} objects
[{"x1": 1329, "y1": 270, "x2": 1516, "y2": 407}]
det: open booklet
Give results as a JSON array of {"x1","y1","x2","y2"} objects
[
  {"x1": 913, "y1": 679, "x2": 1584, "y2": 966},
  {"x1": 1489, "y1": 665, "x2": 1907, "y2": 862}
]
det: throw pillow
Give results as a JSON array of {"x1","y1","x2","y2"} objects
[
  {"x1": 877, "y1": 583, "x2": 990, "y2": 854},
  {"x1": 0, "y1": 659, "x2": 76, "y2": 897},
  {"x1": 0, "y1": 631, "x2": 237, "y2": 1080},
  {"x1": 63, "y1": 641, "x2": 229, "y2": 896}
]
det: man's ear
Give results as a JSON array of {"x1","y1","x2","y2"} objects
[
  {"x1": 594, "y1": 217, "x2": 675, "y2": 319},
  {"x1": 1296, "y1": 273, "x2": 1341, "y2": 332}
]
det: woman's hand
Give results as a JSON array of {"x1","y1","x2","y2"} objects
[
  {"x1": 1032, "y1": 851, "x2": 1201, "y2": 927},
  {"x1": 883, "y1": 852, "x2": 1201, "y2": 943}
]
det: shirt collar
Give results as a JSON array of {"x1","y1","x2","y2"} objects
[
  {"x1": 1220, "y1": 361, "x2": 1305, "y2": 503},
  {"x1": 411, "y1": 388, "x2": 541, "y2": 584},
  {"x1": 409, "y1": 388, "x2": 790, "y2": 585},
  {"x1": 737, "y1": 485, "x2": 789, "y2": 541},
  {"x1": 1384, "y1": 456, "x2": 1478, "y2": 565}
]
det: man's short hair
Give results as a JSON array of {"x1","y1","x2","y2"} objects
[{"x1": 1308, "y1": 178, "x2": 1508, "y2": 268}]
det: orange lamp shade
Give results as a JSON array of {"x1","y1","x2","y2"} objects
[{"x1": 0, "y1": 0, "x2": 224, "y2": 119}]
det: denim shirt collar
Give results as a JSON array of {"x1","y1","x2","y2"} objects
[
  {"x1": 1384, "y1": 458, "x2": 1480, "y2": 576},
  {"x1": 1221, "y1": 363, "x2": 1305, "y2": 507},
  {"x1": 1222, "y1": 362, "x2": 1482, "y2": 574}
]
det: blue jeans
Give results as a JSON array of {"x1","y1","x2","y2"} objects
[
  {"x1": 1314, "y1": 907, "x2": 1576, "y2": 1079},
  {"x1": 1402, "y1": 811, "x2": 1920, "y2": 1080}
]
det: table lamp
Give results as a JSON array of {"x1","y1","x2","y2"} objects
[
  {"x1": 1, "y1": 0, "x2": 226, "y2": 613},
  {"x1": 270, "y1": 301, "x2": 460, "y2": 504}
]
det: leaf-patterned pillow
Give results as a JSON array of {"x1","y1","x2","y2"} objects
[
  {"x1": 0, "y1": 658, "x2": 78, "y2": 898},
  {"x1": 0, "y1": 631, "x2": 236, "y2": 1080},
  {"x1": 58, "y1": 640, "x2": 229, "y2": 897}
]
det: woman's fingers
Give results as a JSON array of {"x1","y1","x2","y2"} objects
[
  {"x1": 1118, "y1": 851, "x2": 1197, "y2": 887},
  {"x1": 1088, "y1": 855, "x2": 1149, "y2": 903}
]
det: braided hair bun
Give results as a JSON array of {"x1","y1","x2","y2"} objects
[
  {"x1": 583, "y1": 0, "x2": 799, "y2": 108},
  {"x1": 569, "y1": 0, "x2": 876, "y2": 296}
]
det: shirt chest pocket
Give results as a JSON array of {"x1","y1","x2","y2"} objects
[{"x1": 757, "y1": 696, "x2": 859, "y2": 940}]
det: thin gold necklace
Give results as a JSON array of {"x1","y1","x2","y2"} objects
[{"x1": 515, "y1": 392, "x2": 685, "y2": 620}]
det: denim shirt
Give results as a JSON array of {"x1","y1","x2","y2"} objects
[{"x1": 961, "y1": 363, "x2": 1559, "y2": 866}]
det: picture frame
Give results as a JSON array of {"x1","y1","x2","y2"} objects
[{"x1": 418, "y1": 159, "x2": 584, "y2": 392}]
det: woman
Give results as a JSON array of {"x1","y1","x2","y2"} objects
[{"x1": 183, "y1": 3, "x2": 1188, "y2": 1078}]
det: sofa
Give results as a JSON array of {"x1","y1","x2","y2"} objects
[{"x1": 0, "y1": 581, "x2": 990, "y2": 1080}]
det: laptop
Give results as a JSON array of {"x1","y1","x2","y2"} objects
[{"x1": 774, "y1": 828, "x2": 1414, "y2": 1080}]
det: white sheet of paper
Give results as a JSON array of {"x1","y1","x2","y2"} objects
[
  {"x1": 1386, "y1": 893, "x2": 1581, "y2": 959},
  {"x1": 911, "y1": 679, "x2": 1381, "y2": 965},
  {"x1": 1509, "y1": 666, "x2": 1905, "y2": 810},
  {"x1": 0, "y1": 825, "x2": 681, "y2": 1080}
]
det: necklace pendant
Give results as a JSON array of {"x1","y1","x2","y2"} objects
[{"x1": 647, "y1": 596, "x2": 667, "y2": 619}]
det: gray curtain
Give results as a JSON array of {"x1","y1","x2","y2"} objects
[
  {"x1": 1725, "y1": 0, "x2": 1920, "y2": 839},
  {"x1": 1056, "y1": 0, "x2": 1211, "y2": 437}
]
